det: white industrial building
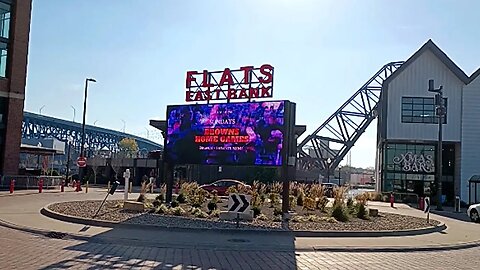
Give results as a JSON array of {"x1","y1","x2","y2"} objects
[{"x1": 375, "y1": 39, "x2": 480, "y2": 205}]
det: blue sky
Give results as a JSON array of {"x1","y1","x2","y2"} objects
[{"x1": 24, "y1": 0, "x2": 480, "y2": 168}]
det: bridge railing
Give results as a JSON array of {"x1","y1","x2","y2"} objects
[{"x1": 0, "y1": 175, "x2": 64, "y2": 190}]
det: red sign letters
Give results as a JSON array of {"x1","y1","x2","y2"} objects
[{"x1": 185, "y1": 64, "x2": 274, "y2": 102}]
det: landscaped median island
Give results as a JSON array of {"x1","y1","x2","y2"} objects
[{"x1": 45, "y1": 181, "x2": 442, "y2": 233}]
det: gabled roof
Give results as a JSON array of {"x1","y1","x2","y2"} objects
[
  {"x1": 469, "y1": 67, "x2": 480, "y2": 84},
  {"x1": 384, "y1": 39, "x2": 470, "y2": 85}
]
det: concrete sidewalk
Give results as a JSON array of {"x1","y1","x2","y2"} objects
[{"x1": 0, "y1": 188, "x2": 479, "y2": 252}]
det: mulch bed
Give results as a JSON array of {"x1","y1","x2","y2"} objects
[{"x1": 47, "y1": 200, "x2": 441, "y2": 232}]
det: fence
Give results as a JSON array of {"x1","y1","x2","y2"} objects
[{"x1": 0, "y1": 175, "x2": 64, "y2": 190}]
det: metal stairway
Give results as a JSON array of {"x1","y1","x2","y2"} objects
[{"x1": 297, "y1": 61, "x2": 404, "y2": 174}]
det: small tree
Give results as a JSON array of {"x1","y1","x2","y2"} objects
[{"x1": 118, "y1": 138, "x2": 139, "y2": 158}]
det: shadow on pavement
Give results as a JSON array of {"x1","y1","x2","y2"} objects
[
  {"x1": 39, "y1": 215, "x2": 299, "y2": 269},
  {"x1": 431, "y1": 209, "x2": 472, "y2": 223}
]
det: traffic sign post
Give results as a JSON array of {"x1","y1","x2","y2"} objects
[
  {"x1": 424, "y1": 197, "x2": 430, "y2": 223},
  {"x1": 77, "y1": 157, "x2": 87, "y2": 168},
  {"x1": 228, "y1": 194, "x2": 251, "y2": 227}
]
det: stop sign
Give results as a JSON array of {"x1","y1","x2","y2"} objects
[{"x1": 77, "y1": 157, "x2": 87, "y2": 168}]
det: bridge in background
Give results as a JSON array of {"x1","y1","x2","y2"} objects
[{"x1": 22, "y1": 112, "x2": 163, "y2": 153}]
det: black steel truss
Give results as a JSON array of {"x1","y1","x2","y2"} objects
[{"x1": 297, "y1": 61, "x2": 404, "y2": 173}]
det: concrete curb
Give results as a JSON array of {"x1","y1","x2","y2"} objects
[
  {"x1": 311, "y1": 241, "x2": 480, "y2": 252},
  {"x1": 41, "y1": 204, "x2": 446, "y2": 238},
  {"x1": 1, "y1": 211, "x2": 476, "y2": 253}
]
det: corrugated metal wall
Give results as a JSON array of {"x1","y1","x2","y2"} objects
[
  {"x1": 461, "y1": 76, "x2": 480, "y2": 201},
  {"x1": 386, "y1": 50, "x2": 464, "y2": 142}
]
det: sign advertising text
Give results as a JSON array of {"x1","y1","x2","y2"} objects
[{"x1": 185, "y1": 65, "x2": 274, "y2": 102}]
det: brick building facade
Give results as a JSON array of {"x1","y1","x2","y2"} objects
[{"x1": 0, "y1": 0, "x2": 32, "y2": 175}]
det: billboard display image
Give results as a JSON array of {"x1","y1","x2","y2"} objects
[{"x1": 166, "y1": 101, "x2": 286, "y2": 166}]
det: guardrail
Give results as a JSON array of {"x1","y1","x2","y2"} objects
[{"x1": 0, "y1": 175, "x2": 64, "y2": 190}]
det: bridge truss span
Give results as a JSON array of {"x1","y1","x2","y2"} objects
[
  {"x1": 22, "y1": 112, "x2": 162, "y2": 153},
  {"x1": 297, "y1": 61, "x2": 404, "y2": 173}
]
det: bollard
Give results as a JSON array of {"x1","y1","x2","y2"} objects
[
  {"x1": 9, "y1": 179, "x2": 15, "y2": 194},
  {"x1": 86, "y1": 181, "x2": 89, "y2": 193},
  {"x1": 129, "y1": 182, "x2": 132, "y2": 194},
  {"x1": 390, "y1": 192, "x2": 394, "y2": 208},
  {"x1": 419, "y1": 197, "x2": 424, "y2": 210},
  {"x1": 39, "y1": 179, "x2": 43, "y2": 193},
  {"x1": 76, "y1": 181, "x2": 80, "y2": 192},
  {"x1": 61, "y1": 180, "x2": 65, "y2": 192},
  {"x1": 455, "y1": 196, "x2": 461, "y2": 212}
]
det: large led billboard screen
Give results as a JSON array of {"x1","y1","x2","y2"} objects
[{"x1": 166, "y1": 101, "x2": 286, "y2": 166}]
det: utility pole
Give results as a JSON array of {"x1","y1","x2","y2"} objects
[{"x1": 428, "y1": 79, "x2": 445, "y2": 211}]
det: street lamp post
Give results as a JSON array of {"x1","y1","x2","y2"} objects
[
  {"x1": 79, "y1": 78, "x2": 96, "y2": 184},
  {"x1": 338, "y1": 165, "x2": 342, "y2": 186},
  {"x1": 326, "y1": 158, "x2": 331, "y2": 183},
  {"x1": 39, "y1": 105, "x2": 45, "y2": 115},
  {"x1": 65, "y1": 136, "x2": 73, "y2": 183},
  {"x1": 71, "y1": 105, "x2": 76, "y2": 122},
  {"x1": 428, "y1": 79, "x2": 445, "y2": 211}
]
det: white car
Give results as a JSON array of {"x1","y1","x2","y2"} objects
[{"x1": 467, "y1": 203, "x2": 480, "y2": 222}]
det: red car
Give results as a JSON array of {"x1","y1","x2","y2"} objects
[{"x1": 200, "y1": 179, "x2": 251, "y2": 196}]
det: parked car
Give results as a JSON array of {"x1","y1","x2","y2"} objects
[
  {"x1": 467, "y1": 203, "x2": 480, "y2": 222},
  {"x1": 322, "y1": 183, "x2": 338, "y2": 198},
  {"x1": 200, "y1": 179, "x2": 251, "y2": 196}
]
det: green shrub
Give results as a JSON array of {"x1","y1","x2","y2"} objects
[
  {"x1": 152, "y1": 199, "x2": 162, "y2": 208},
  {"x1": 177, "y1": 193, "x2": 186, "y2": 203},
  {"x1": 291, "y1": 215, "x2": 305, "y2": 223},
  {"x1": 356, "y1": 202, "x2": 369, "y2": 220},
  {"x1": 207, "y1": 200, "x2": 217, "y2": 212},
  {"x1": 210, "y1": 209, "x2": 221, "y2": 218},
  {"x1": 316, "y1": 196, "x2": 329, "y2": 212},
  {"x1": 307, "y1": 214, "x2": 322, "y2": 222},
  {"x1": 273, "y1": 207, "x2": 283, "y2": 216},
  {"x1": 155, "y1": 194, "x2": 165, "y2": 203},
  {"x1": 136, "y1": 194, "x2": 146, "y2": 203},
  {"x1": 373, "y1": 192, "x2": 383, "y2": 201},
  {"x1": 347, "y1": 197, "x2": 354, "y2": 208},
  {"x1": 273, "y1": 215, "x2": 282, "y2": 222},
  {"x1": 226, "y1": 185, "x2": 238, "y2": 195},
  {"x1": 297, "y1": 191, "x2": 304, "y2": 206},
  {"x1": 187, "y1": 186, "x2": 208, "y2": 207},
  {"x1": 252, "y1": 206, "x2": 261, "y2": 217},
  {"x1": 330, "y1": 203, "x2": 349, "y2": 222},
  {"x1": 289, "y1": 195, "x2": 297, "y2": 210},
  {"x1": 320, "y1": 217, "x2": 338, "y2": 223},
  {"x1": 171, "y1": 206, "x2": 185, "y2": 216},
  {"x1": 155, "y1": 204, "x2": 169, "y2": 214},
  {"x1": 193, "y1": 209, "x2": 209, "y2": 218},
  {"x1": 256, "y1": 213, "x2": 269, "y2": 221},
  {"x1": 269, "y1": 193, "x2": 280, "y2": 208},
  {"x1": 302, "y1": 197, "x2": 316, "y2": 211},
  {"x1": 170, "y1": 200, "x2": 179, "y2": 208}
]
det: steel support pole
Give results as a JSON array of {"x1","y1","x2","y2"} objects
[
  {"x1": 65, "y1": 142, "x2": 71, "y2": 183},
  {"x1": 79, "y1": 79, "x2": 89, "y2": 184},
  {"x1": 436, "y1": 95, "x2": 443, "y2": 211}
]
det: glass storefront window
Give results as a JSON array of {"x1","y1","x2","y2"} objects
[{"x1": 383, "y1": 143, "x2": 437, "y2": 195}]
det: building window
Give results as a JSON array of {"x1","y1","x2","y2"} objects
[
  {"x1": 401, "y1": 97, "x2": 447, "y2": 124},
  {"x1": 0, "y1": 1, "x2": 10, "y2": 39},
  {"x1": 0, "y1": 41, "x2": 6, "y2": 77}
]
